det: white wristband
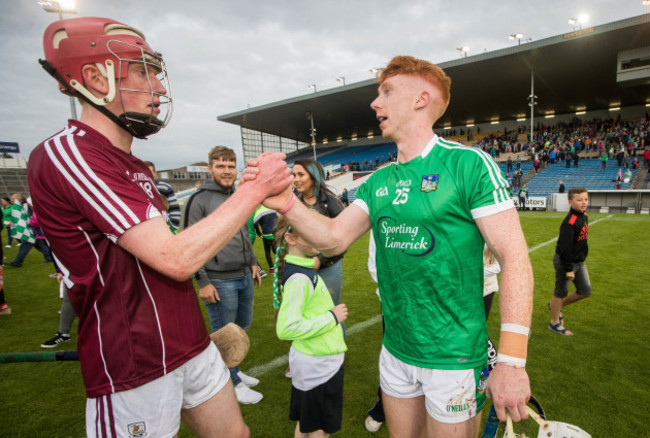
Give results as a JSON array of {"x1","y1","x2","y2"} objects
[
  {"x1": 501, "y1": 323, "x2": 530, "y2": 337},
  {"x1": 496, "y1": 354, "x2": 526, "y2": 369}
]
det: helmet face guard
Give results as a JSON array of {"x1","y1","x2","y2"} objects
[{"x1": 41, "y1": 17, "x2": 172, "y2": 138}]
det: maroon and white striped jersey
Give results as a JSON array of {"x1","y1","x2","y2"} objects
[{"x1": 28, "y1": 121, "x2": 209, "y2": 398}]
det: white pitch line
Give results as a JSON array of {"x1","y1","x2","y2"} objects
[
  {"x1": 246, "y1": 214, "x2": 612, "y2": 378},
  {"x1": 245, "y1": 314, "x2": 383, "y2": 378},
  {"x1": 526, "y1": 214, "x2": 612, "y2": 253}
]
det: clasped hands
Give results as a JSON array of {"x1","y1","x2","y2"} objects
[{"x1": 239, "y1": 152, "x2": 294, "y2": 210}]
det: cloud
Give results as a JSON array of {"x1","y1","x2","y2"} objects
[{"x1": 0, "y1": 0, "x2": 646, "y2": 170}]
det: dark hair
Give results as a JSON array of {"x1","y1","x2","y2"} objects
[
  {"x1": 293, "y1": 158, "x2": 331, "y2": 199},
  {"x1": 568, "y1": 187, "x2": 588, "y2": 200}
]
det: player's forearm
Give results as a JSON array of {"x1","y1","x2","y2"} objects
[
  {"x1": 282, "y1": 199, "x2": 352, "y2": 256},
  {"x1": 120, "y1": 187, "x2": 263, "y2": 281},
  {"x1": 169, "y1": 188, "x2": 262, "y2": 278},
  {"x1": 496, "y1": 235, "x2": 533, "y2": 367},
  {"x1": 498, "y1": 250, "x2": 533, "y2": 327}
]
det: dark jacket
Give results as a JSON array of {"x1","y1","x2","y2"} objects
[
  {"x1": 182, "y1": 180, "x2": 257, "y2": 287},
  {"x1": 297, "y1": 188, "x2": 346, "y2": 268},
  {"x1": 555, "y1": 209, "x2": 588, "y2": 272}
]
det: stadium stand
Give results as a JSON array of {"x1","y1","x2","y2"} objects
[
  {"x1": 0, "y1": 168, "x2": 30, "y2": 196},
  {"x1": 525, "y1": 158, "x2": 635, "y2": 196},
  {"x1": 286, "y1": 145, "x2": 343, "y2": 165}
]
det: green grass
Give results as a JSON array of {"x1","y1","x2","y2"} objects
[{"x1": 0, "y1": 212, "x2": 649, "y2": 437}]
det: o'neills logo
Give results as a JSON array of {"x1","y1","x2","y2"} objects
[
  {"x1": 446, "y1": 402, "x2": 471, "y2": 413},
  {"x1": 377, "y1": 216, "x2": 435, "y2": 256}
]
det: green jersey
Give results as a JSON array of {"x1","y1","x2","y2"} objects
[{"x1": 355, "y1": 135, "x2": 513, "y2": 369}]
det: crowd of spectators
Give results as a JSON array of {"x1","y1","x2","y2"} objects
[{"x1": 341, "y1": 152, "x2": 397, "y2": 173}]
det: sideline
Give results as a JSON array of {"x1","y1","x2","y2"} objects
[
  {"x1": 246, "y1": 214, "x2": 613, "y2": 378},
  {"x1": 526, "y1": 214, "x2": 612, "y2": 253}
]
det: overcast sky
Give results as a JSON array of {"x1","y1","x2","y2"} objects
[{"x1": 0, "y1": 1, "x2": 647, "y2": 170}]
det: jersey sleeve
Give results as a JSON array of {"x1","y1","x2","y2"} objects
[
  {"x1": 45, "y1": 137, "x2": 161, "y2": 241},
  {"x1": 464, "y1": 150, "x2": 514, "y2": 219},
  {"x1": 276, "y1": 274, "x2": 336, "y2": 341},
  {"x1": 351, "y1": 179, "x2": 372, "y2": 215}
]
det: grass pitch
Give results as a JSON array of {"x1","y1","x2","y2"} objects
[{"x1": 0, "y1": 211, "x2": 648, "y2": 437}]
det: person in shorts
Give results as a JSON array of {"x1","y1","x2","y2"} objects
[
  {"x1": 273, "y1": 215, "x2": 348, "y2": 437},
  {"x1": 30, "y1": 17, "x2": 289, "y2": 437},
  {"x1": 252, "y1": 55, "x2": 533, "y2": 438},
  {"x1": 549, "y1": 187, "x2": 591, "y2": 336}
]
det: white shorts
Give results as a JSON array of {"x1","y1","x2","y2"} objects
[
  {"x1": 379, "y1": 346, "x2": 486, "y2": 424},
  {"x1": 86, "y1": 342, "x2": 230, "y2": 438}
]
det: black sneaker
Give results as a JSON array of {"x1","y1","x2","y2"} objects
[{"x1": 41, "y1": 333, "x2": 71, "y2": 349}]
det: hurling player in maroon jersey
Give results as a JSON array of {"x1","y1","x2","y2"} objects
[{"x1": 29, "y1": 17, "x2": 289, "y2": 438}]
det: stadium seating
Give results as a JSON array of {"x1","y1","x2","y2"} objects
[
  {"x1": 326, "y1": 142, "x2": 397, "y2": 169},
  {"x1": 524, "y1": 159, "x2": 635, "y2": 196},
  {"x1": 286, "y1": 145, "x2": 342, "y2": 165},
  {"x1": 497, "y1": 161, "x2": 534, "y2": 177},
  {"x1": 0, "y1": 168, "x2": 29, "y2": 196}
]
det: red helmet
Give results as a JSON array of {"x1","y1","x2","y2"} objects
[
  {"x1": 41, "y1": 17, "x2": 172, "y2": 138},
  {"x1": 43, "y1": 17, "x2": 157, "y2": 94}
]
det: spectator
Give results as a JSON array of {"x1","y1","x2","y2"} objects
[
  {"x1": 340, "y1": 188, "x2": 349, "y2": 206},
  {"x1": 273, "y1": 216, "x2": 348, "y2": 438},
  {"x1": 252, "y1": 205, "x2": 278, "y2": 274},
  {"x1": 549, "y1": 188, "x2": 591, "y2": 336},
  {"x1": 41, "y1": 271, "x2": 77, "y2": 349},
  {"x1": 601, "y1": 151, "x2": 608, "y2": 171},
  {"x1": 364, "y1": 232, "x2": 385, "y2": 433},
  {"x1": 558, "y1": 180, "x2": 565, "y2": 193},
  {"x1": 483, "y1": 245, "x2": 500, "y2": 320},
  {"x1": 6, "y1": 195, "x2": 53, "y2": 268},
  {"x1": 291, "y1": 158, "x2": 347, "y2": 338},
  {"x1": 1, "y1": 197, "x2": 13, "y2": 248},
  {"x1": 0, "y1": 266, "x2": 10, "y2": 315},
  {"x1": 182, "y1": 145, "x2": 264, "y2": 405},
  {"x1": 519, "y1": 184, "x2": 528, "y2": 211}
]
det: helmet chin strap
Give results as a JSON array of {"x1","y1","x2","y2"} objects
[
  {"x1": 39, "y1": 59, "x2": 161, "y2": 140},
  {"x1": 119, "y1": 112, "x2": 164, "y2": 137}
]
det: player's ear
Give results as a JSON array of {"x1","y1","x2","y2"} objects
[
  {"x1": 81, "y1": 64, "x2": 110, "y2": 95},
  {"x1": 415, "y1": 91, "x2": 430, "y2": 108}
]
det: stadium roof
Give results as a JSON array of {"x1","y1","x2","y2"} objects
[{"x1": 218, "y1": 13, "x2": 650, "y2": 145}]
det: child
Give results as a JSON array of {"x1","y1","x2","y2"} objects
[
  {"x1": 273, "y1": 216, "x2": 348, "y2": 438},
  {"x1": 0, "y1": 266, "x2": 10, "y2": 315},
  {"x1": 549, "y1": 187, "x2": 591, "y2": 336}
]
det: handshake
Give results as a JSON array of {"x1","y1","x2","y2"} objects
[{"x1": 239, "y1": 152, "x2": 295, "y2": 212}]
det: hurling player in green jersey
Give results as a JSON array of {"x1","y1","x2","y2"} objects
[{"x1": 246, "y1": 56, "x2": 533, "y2": 438}]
